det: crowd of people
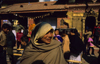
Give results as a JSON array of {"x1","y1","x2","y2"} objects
[{"x1": 0, "y1": 22, "x2": 100, "y2": 64}]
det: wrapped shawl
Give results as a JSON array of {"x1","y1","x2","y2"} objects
[{"x1": 20, "y1": 22, "x2": 67, "y2": 64}]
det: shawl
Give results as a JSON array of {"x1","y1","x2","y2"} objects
[
  {"x1": 20, "y1": 22, "x2": 67, "y2": 64},
  {"x1": 68, "y1": 35, "x2": 84, "y2": 56}
]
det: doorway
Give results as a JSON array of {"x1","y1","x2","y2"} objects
[{"x1": 85, "y1": 16, "x2": 96, "y2": 32}]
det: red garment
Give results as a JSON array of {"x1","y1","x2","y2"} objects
[
  {"x1": 93, "y1": 26, "x2": 100, "y2": 34},
  {"x1": 16, "y1": 32, "x2": 23, "y2": 42}
]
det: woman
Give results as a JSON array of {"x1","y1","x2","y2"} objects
[
  {"x1": 20, "y1": 22, "x2": 67, "y2": 64},
  {"x1": 54, "y1": 29, "x2": 63, "y2": 42},
  {"x1": 60, "y1": 29, "x2": 70, "y2": 60},
  {"x1": 68, "y1": 29, "x2": 84, "y2": 64}
]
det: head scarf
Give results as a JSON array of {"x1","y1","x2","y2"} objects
[{"x1": 31, "y1": 22, "x2": 53, "y2": 45}]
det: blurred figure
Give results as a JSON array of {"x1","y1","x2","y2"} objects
[
  {"x1": 83, "y1": 29, "x2": 92, "y2": 54},
  {"x1": 0, "y1": 24, "x2": 10, "y2": 64},
  {"x1": 23, "y1": 26, "x2": 28, "y2": 37},
  {"x1": 21, "y1": 36, "x2": 29, "y2": 49},
  {"x1": 68, "y1": 29, "x2": 84, "y2": 64},
  {"x1": 87, "y1": 35, "x2": 95, "y2": 56},
  {"x1": 6, "y1": 25, "x2": 16, "y2": 64},
  {"x1": 22, "y1": 26, "x2": 28, "y2": 48},
  {"x1": 54, "y1": 29, "x2": 63, "y2": 42},
  {"x1": 93, "y1": 22, "x2": 100, "y2": 45},
  {"x1": 98, "y1": 49, "x2": 100, "y2": 64},
  {"x1": 60, "y1": 30, "x2": 70, "y2": 60},
  {"x1": 16, "y1": 29, "x2": 23, "y2": 49},
  {"x1": 16, "y1": 36, "x2": 29, "y2": 64},
  {"x1": 20, "y1": 22, "x2": 68, "y2": 64}
]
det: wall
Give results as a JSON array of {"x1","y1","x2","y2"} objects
[
  {"x1": 28, "y1": 17, "x2": 35, "y2": 27},
  {"x1": 40, "y1": 17, "x2": 57, "y2": 30},
  {"x1": 57, "y1": 17, "x2": 72, "y2": 29}
]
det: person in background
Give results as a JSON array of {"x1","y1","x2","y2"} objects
[
  {"x1": 93, "y1": 22, "x2": 100, "y2": 45},
  {"x1": 60, "y1": 29, "x2": 70, "y2": 60},
  {"x1": 16, "y1": 29, "x2": 23, "y2": 49},
  {"x1": 68, "y1": 29, "x2": 84, "y2": 64},
  {"x1": 83, "y1": 29, "x2": 92, "y2": 55},
  {"x1": 16, "y1": 36, "x2": 29, "y2": 64},
  {"x1": 87, "y1": 35, "x2": 95, "y2": 56},
  {"x1": 20, "y1": 22, "x2": 68, "y2": 64},
  {"x1": 54, "y1": 29, "x2": 63, "y2": 42},
  {"x1": 21, "y1": 36, "x2": 29, "y2": 49},
  {"x1": 22, "y1": 26, "x2": 28, "y2": 48},
  {"x1": 6, "y1": 25, "x2": 16, "y2": 64},
  {"x1": 23, "y1": 26, "x2": 28, "y2": 37},
  {"x1": 0, "y1": 24, "x2": 10, "y2": 64}
]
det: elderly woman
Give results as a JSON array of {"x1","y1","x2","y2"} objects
[{"x1": 20, "y1": 22, "x2": 67, "y2": 64}]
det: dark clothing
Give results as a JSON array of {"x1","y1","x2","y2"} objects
[
  {"x1": 6, "y1": 31, "x2": 16, "y2": 48},
  {"x1": 0, "y1": 45, "x2": 3, "y2": 52},
  {"x1": 94, "y1": 26, "x2": 100, "y2": 36},
  {"x1": 93, "y1": 26, "x2": 100, "y2": 45},
  {"x1": 0, "y1": 50, "x2": 7, "y2": 64},
  {"x1": 83, "y1": 34, "x2": 88, "y2": 54},
  {"x1": 17, "y1": 41, "x2": 21, "y2": 49},
  {"x1": 87, "y1": 47, "x2": 94, "y2": 55},
  {"x1": 6, "y1": 31, "x2": 16, "y2": 64},
  {"x1": 23, "y1": 29, "x2": 28, "y2": 37},
  {"x1": 69, "y1": 35, "x2": 84, "y2": 56}
]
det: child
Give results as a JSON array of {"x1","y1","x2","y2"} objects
[
  {"x1": 87, "y1": 35, "x2": 95, "y2": 56},
  {"x1": 16, "y1": 29, "x2": 23, "y2": 49},
  {"x1": 54, "y1": 29, "x2": 63, "y2": 42}
]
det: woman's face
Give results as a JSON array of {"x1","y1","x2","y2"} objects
[{"x1": 41, "y1": 29, "x2": 53, "y2": 44}]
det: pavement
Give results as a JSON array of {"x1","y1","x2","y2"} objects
[
  {"x1": 82, "y1": 45, "x2": 100, "y2": 64},
  {"x1": 7, "y1": 46, "x2": 23, "y2": 64},
  {"x1": 6, "y1": 46, "x2": 100, "y2": 64}
]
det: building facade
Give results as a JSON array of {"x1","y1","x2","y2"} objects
[{"x1": 0, "y1": 1, "x2": 100, "y2": 38}]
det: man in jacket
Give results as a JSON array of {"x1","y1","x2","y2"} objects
[{"x1": 0, "y1": 24, "x2": 10, "y2": 64}]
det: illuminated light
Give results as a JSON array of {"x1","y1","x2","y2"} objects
[{"x1": 15, "y1": 14, "x2": 18, "y2": 16}]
